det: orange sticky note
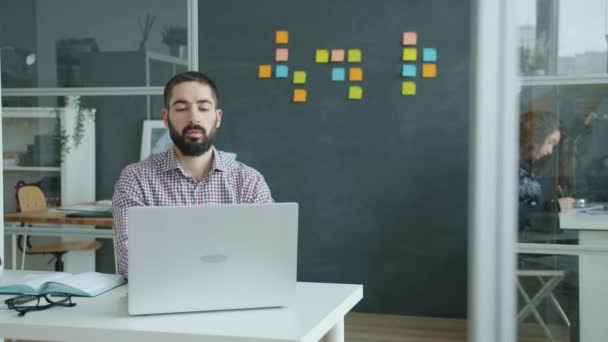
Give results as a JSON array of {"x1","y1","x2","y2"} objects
[
  {"x1": 402, "y1": 48, "x2": 417, "y2": 61},
  {"x1": 315, "y1": 49, "x2": 329, "y2": 63},
  {"x1": 276, "y1": 48, "x2": 288, "y2": 61},
  {"x1": 422, "y1": 64, "x2": 437, "y2": 78},
  {"x1": 293, "y1": 71, "x2": 306, "y2": 84},
  {"x1": 276, "y1": 30, "x2": 289, "y2": 44},
  {"x1": 348, "y1": 67, "x2": 363, "y2": 81},
  {"x1": 403, "y1": 32, "x2": 417, "y2": 45},
  {"x1": 331, "y1": 49, "x2": 345, "y2": 62},
  {"x1": 258, "y1": 65, "x2": 272, "y2": 78},
  {"x1": 348, "y1": 86, "x2": 363, "y2": 100},
  {"x1": 293, "y1": 89, "x2": 307, "y2": 103},
  {"x1": 402, "y1": 81, "x2": 416, "y2": 95}
]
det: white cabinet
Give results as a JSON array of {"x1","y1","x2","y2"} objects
[{"x1": 2, "y1": 104, "x2": 96, "y2": 272}]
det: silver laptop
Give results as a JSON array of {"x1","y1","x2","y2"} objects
[{"x1": 127, "y1": 203, "x2": 298, "y2": 315}]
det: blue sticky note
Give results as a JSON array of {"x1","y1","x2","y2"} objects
[
  {"x1": 402, "y1": 64, "x2": 416, "y2": 77},
  {"x1": 423, "y1": 48, "x2": 437, "y2": 62},
  {"x1": 275, "y1": 64, "x2": 289, "y2": 78},
  {"x1": 331, "y1": 67, "x2": 345, "y2": 81}
]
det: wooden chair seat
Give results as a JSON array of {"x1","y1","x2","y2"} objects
[
  {"x1": 27, "y1": 240, "x2": 102, "y2": 254},
  {"x1": 16, "y1": 185, "x2": 102, "y2": 271}
]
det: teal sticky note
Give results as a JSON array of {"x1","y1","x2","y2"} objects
[
  {"x1": 402, "y1": 64, "x2": 416, "y2": 77},
  {"x1": 331, "y1": 67, "x2": 345, "y2": 81},
  {"x1": 423, "y1": 48, "x2": 437, "y2": 62},
  {"x1": 275, "y1": 64, "x2": 289, "y2": 78}
]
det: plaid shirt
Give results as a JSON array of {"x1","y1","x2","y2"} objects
[{"x1": 112, "y1": 147, "x2": 273, "y2": 277}]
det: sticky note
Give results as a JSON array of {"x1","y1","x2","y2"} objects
[
  {"x1": 258, "y1": 65, "x2": 272, "y2": 78},
  {"x1": 348, "y1": 67, "x2": 363, "y2": 81},
  {"x1": 347, "y1": 49, "x2": 362, "y2": 62},
  {"x1": 315, "y1": 49, "x2": 329, "y2": 63},
  {"x1": 331, "y1": 49, "x2": 345, "y2": 62},
  {"x1": 348, "y1": 86, "x2": 363, "y2": 100},
  {"x1": 276, "y1": 30, "x2": 288, "y2": 44},
  {"x1": 331, "y1": 67, "x2": 345, "y2": 81},
  {"x1": 403, "y1": 32, "x2": 417, "y2": 45},
  {"x1": 402, "y1": 81, "x2": 416, "y2": 95},
  {"x1": 422, "y1": 64, "x2": 437, "y2": 78},
  {"x1": 423, "y1": 48, "x2": 437, "y2": 62},
  {"x1": 293, "y1": 71, "x2": 306, "y2": 84},
  {"x1": 402, "y1": 64, "x2": 416, "y2": 77},
  {"x1": 402, "y1": 48, "x2": 417, "y2": 61},
  {"x1": 275, "y1": 65, "x2": 289, "y2": 78},
  {"x1": 293, "y1": 89, "x2": 307, "y2": 103},
  {"x1": 276, "y1": 48, "x2": 289, "y2": 61}
]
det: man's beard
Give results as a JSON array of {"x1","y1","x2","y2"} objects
[{"x1": 167, "y1": 119, "x2": 217, "y2": 156}]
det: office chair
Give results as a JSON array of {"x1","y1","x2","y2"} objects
[{"x1": 16, "y1": 185, "x2": 102, "y2": 272}]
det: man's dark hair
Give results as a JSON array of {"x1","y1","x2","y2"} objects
[{"x1": 163, "y1": 71, "x2": 220, "y2": 108}]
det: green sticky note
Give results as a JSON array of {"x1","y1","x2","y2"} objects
[
  {"x1": 348, "y1": 86, "x2": 363, "y2": 100},
  {"x1": 402, "y1": 48, "x2": 417, "y2": 61},
  {"x1": 347, "y1": 49, "x2": 362, "y2": 62},
  {"x1": 315, "y1": 49, "x2": 329, "y2": 63},
  {"x1": 402, "y1": 81, "x2": 416, "y2": 95},
  {"x1": 293, "y1": 71, "x2": 307, "y2": 84}
]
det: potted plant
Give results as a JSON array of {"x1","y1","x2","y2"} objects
[{"x1": 161, "y1": 25, "x2": 187, "y2": 58}]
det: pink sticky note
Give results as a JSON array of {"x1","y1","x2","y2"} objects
[
  {"x1": 403, "y1": 32, "x2": 417, "y2": 46},
  {"x1": 331, "y1": 49, "x2": 345, "y2": 62},
  {"x1": 276, "y1": 48, "x2": 288, "y2": 62}
]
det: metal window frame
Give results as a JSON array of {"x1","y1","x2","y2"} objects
[{"x1": 469, "y1": 0, "x2": 519, "y2": 341}]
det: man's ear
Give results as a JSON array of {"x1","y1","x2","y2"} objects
[
  {"x1": 216, "y1": 109, "x2": 223, "y2": 128},
  {"x1": 162, "y1": 108, "x2": 169, "y2": 128}
]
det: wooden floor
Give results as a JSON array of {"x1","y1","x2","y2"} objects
[
  {"x1": 345, "y1": 312, "x2": 571, "y2": 342},
  {"x1": 12, "y1": 313, "x2": 571, "y2": 342}
]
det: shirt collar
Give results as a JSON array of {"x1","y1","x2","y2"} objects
[{"x1": 162, "y1": 146, "x2": 227, "y2": 174}]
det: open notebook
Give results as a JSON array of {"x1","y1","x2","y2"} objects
[{"x1": 0, "y1": 272, "x2": 126, "y2": 297}]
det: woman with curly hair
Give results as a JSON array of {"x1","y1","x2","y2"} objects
[{"x1": 519, "y1": 111, "x2": 575, "y2": 232}]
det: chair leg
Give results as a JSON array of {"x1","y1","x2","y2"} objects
[
  {"x1": 538, "y1": 277, "x2": 571, "y2": 327},
  {"x1": 20, "y1": 234, "x2": 28, "y2": 270},
  {"x1": 517, "y1": 280, "x2": 557, "y2": 342},
  {"x1": 53, "y1": 253, "x2": 65, "y2": 272}
]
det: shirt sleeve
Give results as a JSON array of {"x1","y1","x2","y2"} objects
[
  {"x1": 112, "y1": 166, "x2": 145, "y2": 277},
  {"x1": 250, "y1": 173, "x2": 274, "y2": 203}
]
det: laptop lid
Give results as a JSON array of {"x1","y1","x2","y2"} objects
[{"x1": 127, "y1": 203, "x2": 298, "y2": 315}]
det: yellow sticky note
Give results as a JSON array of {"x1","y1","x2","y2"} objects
[
  {"x1": 258, "y1": 65, "x2": 272, "y2": 78},
  {"x1": 276, "y1": 30, "x2": 289, "y2": 44},
  {"x1": 348, "y1": 86, "x2": 363, "y2": 100},
  {"x1": 402, "y1": 81, "x2": 416, "y2": 95},
  {"x1": 347, "y1": 49, "x2": 362, "y2": 62},
  {"x1": 315, "y1": 49, "x2": 329, "y2": 63},
  {"x1": 293, "y1": 89, "x2": 307, "y2": 103},
  {"x1": 402, "y1": 48, "x2": 417, "y2": 61},
  {"x1": 422, "y1": 64, "x2": 437, "y2": 78},
  {"x1": 293, "y1": 71, "x2": 307, "y2": 84},
  {"x1": 348, "y1": 67, "x2": 363, "y2": 81}
]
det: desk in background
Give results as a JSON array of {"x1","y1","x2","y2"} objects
[
  {"x1": 4, "y1": 207, "x2": 114, "y2": 272},
  {"x1": 560, "y1": 205, "x2": 608, "y2": 342},
  {"x1": 0, "y1": 270, "x2": 363, "y2": 342}
]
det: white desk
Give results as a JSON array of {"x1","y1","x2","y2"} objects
[
  {"x1": 0, "y1": 271, "x2": 363, "y2": 342},
  {"x1": 560, "y1": 205, "x2": 608, "y2": 342}
]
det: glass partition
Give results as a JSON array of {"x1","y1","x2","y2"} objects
[{"x1": 0, "y1": 0, "x2": 188, "y2": 88}]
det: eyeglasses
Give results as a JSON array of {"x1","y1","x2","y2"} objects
[{"x1": 4, "y1": 292, "x2": 76, "y2": 317}]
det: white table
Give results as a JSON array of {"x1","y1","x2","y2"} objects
[
  {"x1": 0, "y1": 271, "x2": 363, "y2": 342},
  {"x1": 560, "y1": 205, "x2": 608, "y2": 342}
]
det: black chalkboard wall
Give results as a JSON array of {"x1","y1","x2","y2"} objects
[{"x1": 199, "y1": 0, "x2": 470, "y2": 317}]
